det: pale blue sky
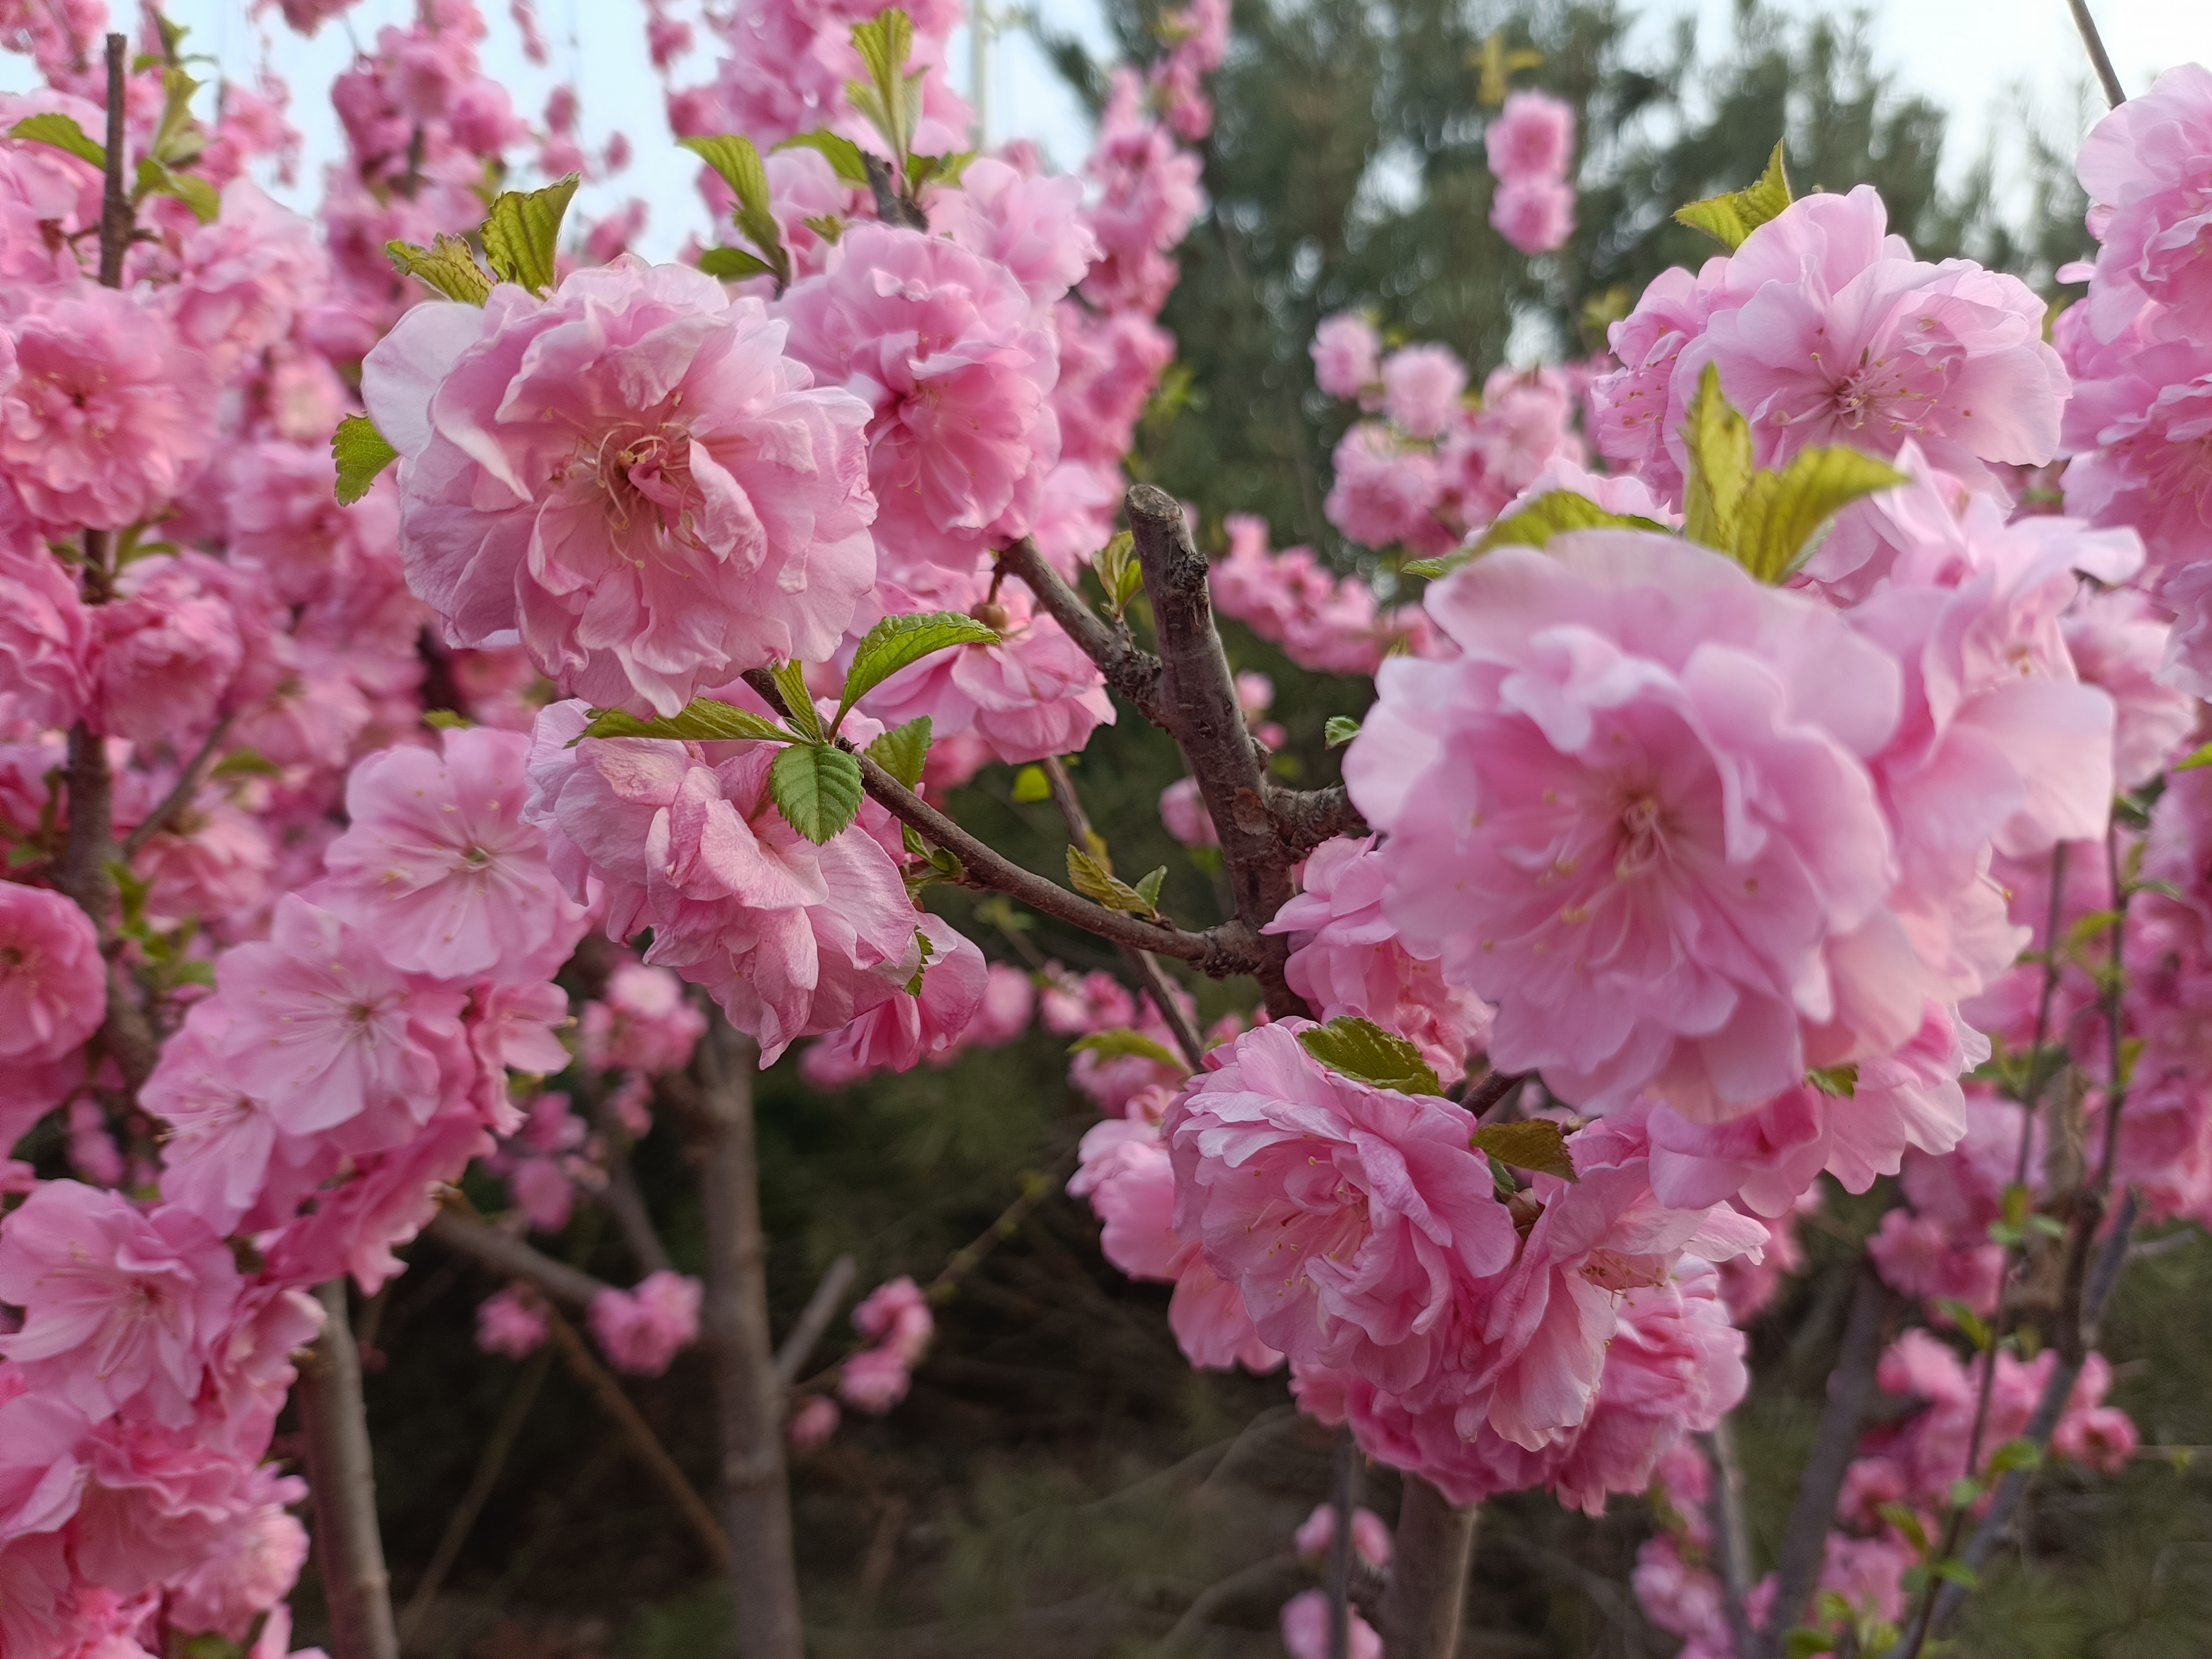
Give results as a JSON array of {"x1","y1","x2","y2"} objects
[{"x1": 6, "y1": 0, "x2": 2211, "y2": 260}]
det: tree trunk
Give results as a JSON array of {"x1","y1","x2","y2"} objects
[
  {"x1": 693, "y1": 1016, "x2": 806, "y2": 1658},
  {"x1": 1379, "y1": 1478, "x2": 1476, "y2": 1659},
  {"x1": 298, "y1": 1281, "x2": 400, "y2": 1659}
]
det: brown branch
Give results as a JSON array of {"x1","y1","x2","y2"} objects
[
  {"x1": 996, "y1": 536, "x2": 1164, "y2": 726},
  {"x1": 1038, "y1": 755, "x2": 1206, "y2": 1071},
  {"x1": 1758, "y1": 1260, "x2": 1892, "y2": 1658},
  {"x1": 118, "y1": 711, "x2": 236, "y2": 863},
  {"x1": 1463, "y1": 1071, "x2": 1529, "y2": 1119},
  {"x1": 689, "y1": 1013, "x2": 806, "y2": 1659},
  {"x1": 2068, "y1": 0, "x2": 2126, "y2": 108},
  {"x1": 542, "y1": 1307, "x2": 735, "y2": 1573},
  {"x1": 1377, "y1": 1478, "x2": 1477, "y2": 1659},
  {"x1": 774, "y1": 1253, "x2": 857, "y2": 1387},
  {"x1": 97, "y1": 33, "x2": 130, "y2": 288},
  {"x1": 1326, "y1": 1425, "x2": 1359, "y2": 1659},
  {"x1": 297, "y1": 1282, "x2": 401, "y2": 1659},
  {"x1": 585, "y1": 1086, "x2": 674, "y2": 1278},
  {"x1": 1269, "y1": 783, "x2": 1370, "y2": 859},
  {"x1": 1125, "y1": 485, "x2": 1302, "y2": 1016},
  {"x1": 422, "y1": 1207, "x2": 609, "y2": 1312},
  {"x1": 1698, "y1": 1421, "x2": 1757, "y2": 1659}
]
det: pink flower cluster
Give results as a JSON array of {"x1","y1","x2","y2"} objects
[{"x1": 1484, "y1": 90, "x2": 1577, "y2": 255}]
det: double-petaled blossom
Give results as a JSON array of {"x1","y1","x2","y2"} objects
[
  {"x1": 0, "y1": 532, "x2": 90, "y2": 736},
  {"x1": 0, "y1": 881, "x2": 103, "y2": 1067},
  {"x1": 587, "y1": 1270, "x2": 702, "y2": 1376},
  {"x1": 579, "y1": 960, "x2": 707, "y2": 1075},
  {"x1": 2072, "y1": 64, "x2": 2212, "y2": 345},
  {"x1": 1345, "y1": 530, "x2": 1910, "y2": 1119},
  {"x1": 363, "y1": 258, "x2": 878, "y2": 717},
  {"x1": 93, "y1": 553, "x2": 244, "y2": 748},
  {"x1": 1483, "y1": 90, "x2": 1576, "y2": 255},
  {"x1": 1311, "y1": 311, "x2": 1381, "y2": 402}
]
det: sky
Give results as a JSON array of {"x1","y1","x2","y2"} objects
[{"x1": 7, "y1": 0, "x2": 2212, "y2": 262}]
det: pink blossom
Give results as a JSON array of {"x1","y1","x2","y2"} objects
[
  {"x1": 799, "y1": 915, "x2": 989, "y2": 1084},
  {"x1": 209, "y1": 895, "x2": 469, "y2": 1146},
  {"x1": 0, "y1": 288, "x2": 214, "y2": 531},
  {"x1": 1485, "y1": 91, "x2": 1576, "y2": 182},
  {"x1": 316, "y1": 726, "x2": 587, "y2": 983},
  {"x1": 145, "y1": 1004, "x2": 327, "y2": 1238},
  {"x1": 1165, "y1": 1021, "x2": 1515, "y2": 1391},
  {"x1": 778, "y1": 226, "x2": 1059, "y2": 573},
  {"x1": 928, "y1": 158, "x2": 1098, "y2": 310},
  {"x1": 93, "y1": 554, "x2": 243, "y2": 747},
  {"x1": 1267, "y1": 836, "x2": 1494, "y2": 1077},
  {"x1": 1591, "y1": 265, "x2": 1716, "y2": 492},
  {"x1": 838, "y1": 1344, "x2": 916, "y2": 1413},
  {"x1": 587, "y1": 1270, "x2": 701, "y2": 1376},
  {"x1": 1280, "y1": 1589, "x2": 1382, "y2": 1659},
  {"x1": 1311, "y1": 312, "x2": 1381, "y2": 401},
  {"x1": 0, "y1": 1388, "x2": 90, "y2": 1542},
  {"x1": 1381, "y1": 344, "x2": 1467, "y2": 439},
  {"x1": 2073, "y1": 65, "x2": 2212, "y2": 344},
  {"x1": 0, "y1": 881, "x2": 103, "y2": 1065},
  {"x1": 1158, "y1": 776, "x2": 1218, "y2": 848},
  {"x1": 1325, "y1": 422, "x2": 1446, "y2": 554},
  {"x1": 363, "y1": 258, "x2": 878, "y2": 716},
  {"x1": 852, "y1": 1276, "x2": 933, "y2": 1363},
  {"x1": 787, "y1": 1394, "x2": 840, "y2": 1448},
  {"x1": 1346, "y1": 531, "x2": 1907, "y2": 1118},
  {"x1": 0, "y1": 1183, "x2": 239, "y2": 1428},
  {"x1": 1291, "y1": 1503, "x2": 1393, "y2": 1568},
  {"x1": 163, "y1": 1470, "x2": 311, "y2": 1643},
  {"x1": 579, "y1": 961, "x2": 707, "y2": 1074},
  {"x1": 167, "y1": 180, "x2": 328, "y2": 372},
  {"x1": 1491, "y1": 177, "x2": 1576, "y2": 255},
  {"x1": 0, "y1": 534, "x2": 90, "y2": 736},
  {"x1": 2061, "y1": 586, "x2": 2195, "y2": 787}
]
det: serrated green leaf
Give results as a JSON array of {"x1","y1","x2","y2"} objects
[
  {"x1": 1131, "y1": 866, "x2": 1167, "y2": 912},
  {"x1": 1297, "y1": 1016, "x2": 1443, "y2": 1096},
  {"x1": 1681, "y1": 363, "x2": 1752, "y2": 554},
  {"x1": 332, "y1": 415, "x2": 399, "y2": 506},
  {"x1": 1093, "y1": 530, "x2": 1143, "y2": 618},
  {"x1": 1475, "y1": 490, "x2": 1672, "y2": 553},
  {"x1": 776, "y1": 129, "x2": 872, "y2": 186},
  {"x1": 107, "y1": 859, "x2": 151, "y2": 939},
  {"x1": 837, "y1": 611, "x2": 998, "y2": 727},
  {"x1": 1324, "y1": 716, "x2": 1360, "y2": 750},
  {"x1": 1470, "y1": 1118, "x2": 1579, "y2": 1182},
  {"x1": 907, "y1": 150, "x2": 974, "y2": 191},
  {"x1": 1011, "y1": 763, "x2": 1051, "y2": 803},
  {"x1": 578, "y1": 698, "x2": 792, "y2": 744},
  {"x1": 1675, "y1": 140, "x2": 1792, "y2": 249},
  {"x1": 386, "y1": 233, "x2": 493, "y2": 305},
  {"x1": 481, "y1": 173, "x2": 579, "y2": 296},
  {"x1": 1814, "y1": 1592, "x2": 1855, "y2": 1625},
  {"x1": 770, "y1": 660, "x2": 822, "y2": 739},
  {"x1": 865, "y1": 716, "x2": 932, "y2": 789},
  {"x1": 1071, "y1": 1028, "x2": 1182, "y2": 1067},
  {"x1": 802, "y1": 213, "x2": 845, "y2": 243},
  {"x1": 1067, "y1": 845, "x2": 1161, "y2": 918},
  {"x1": 9, "y1": 112, "x2": 104, "y2": 170},
  {"x1": 133, "y1": 157, "x2": 219, "y2": 221},
  {"x1": 151, "y1": 65, "x2": 202, "y2": 164},
  {"x1": 769, "y1": 743, "x2": 864, "y2": 844},
  {"x1": 847, "y1": 10, "x2": 922, "y2": 163},
  {"x1": 1934, "y1": 1298, "x2": 1993, "y2": 1352},
  {"x1": 680, "y1": 135, "x2": 789, "y2": 285},
  {"x1": 1807, "y1": 1063, "x2": 1858, "y2": 1098},
  {"x1": 1731, "y1": 445, "x2": 1908, "y2": 583},
  {"x1": 697, "y1": 245, "x2": 776, "y2": 280}
]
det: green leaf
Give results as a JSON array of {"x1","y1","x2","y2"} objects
[
  {"x1": 1474, "y1": 490, "x2": 1672, "y2": 553},
  {"x1": 776, "y1": 129, "x2": 873, "y2": 186},
  {"x1": 423, "y1": 709, "x2": 472, "y2": 730},
  {"x1": 680, "y1": 135, "x2": 789, "y2": 285},
  {"x1": 837, "y1": 611, "x2": 999, "y2": 727},
  {"x1": 1071, "y1": 1028, "x2": 1182, "y2": 1067},
  {"x1": 1948, "y1": 1476, "x2": 1983, "y2": 1510},
  {"x1": 1681, "y1": 363, "x2": 1752, "y2": 554},
  {"x1": 151, "y1": 65, "x2": 203, "y2": 165},
  {"x1": 1067, "y1": 845, "x2": 1162, "y2": 918},
  {"x1": 577, "y1": 697, "x2": 792, "y2": 744},
  {"x1": 769, "y1": 743, "x2": 864, "y2": 843},
  {"x1": 332, "y1": 415, "x2": 400, "y2": 506},
  {"x1": 1092, "y1": 530, "x2": 1144, "y2": 618},
  {"x1": 1131, "y1": 866, "x2": 1167, "y2": 912},
  {"x1": 802, "y1": 213, "x2": 845, "y2": 243},
  {"x1": 865, "y1": 716, "x2": 932, "y2": 788},
  {"x1": 1674, "y1": 139, "x2": 1792, "y2": 249},
  {"x1": 9, "y1": 112, "x2": 105, "y2": 170},
  {"x1": 385, "y1": 233, "x2": 493, "y2": 305},
  {"x1": 1399, "y1": 554, "x2": 1466, "y2": 580},
  {"x1": 107, "y1": 859, "x2": 151, "y2": 940},
  {"x1": 697, "y1": 245, "x2": 776, "y2": 280},
  {"x1": 1987, "y1": 1438, "x2": 2042, "y2": 1479},
  {"x1": 1471, "y1": 1118, "x2": 1578, "y2": 1181},
  {"x1": 770, "y1": 660, "x2": 822, "y2": 739},
  {"x1": 2002, "y1": 1181, "x2": 2031, "y2": 1230},
  {"x1": 906, "y1": 151, "x2": 975, "y2": 192},
  {"x1": 846, "y1": 10, "x2": 923, "y2": 163},
  {"x1": 209, "y1": 748, "x2": 280, "y2": 779},
  {"x1": 1297, "y1": 1016, "x2": 1444, "y2": 1096},
  {"x1": 1877, "y1": 1502, "x2": 1932, "y2": 1554},
  {"x1": 481, "y1": 173, "x2": 579, "y2": 296},
  {"x1": 1930, "y1": 1558, "x2": 1980, "y2": 1589},
  {"x1": 1783, "y1": 1630, "x2": 1837, "y2": 1659},
  {"x1": 1807, "y1": 1063, "x2": 1858, "y2": 1098},
  {"x1": 1011, "y1": 763, "x2": 1052, "y2": 803},
  {"x1": 1731, "y1": 445, "x2": 1908, "y2": 583},
  {"x1": 1324, "y1": 716, "x2": 1360, "y2": 750},
  {"x1": 2174, "y1": 740, "x2": 2212, "y2": 772},
  {"x1": 134, "y1": 157, "x2": 218, "y2": 222},
  {"x1": 1934, "y1": 1298, "x2": 1993, "y2": 1352}
]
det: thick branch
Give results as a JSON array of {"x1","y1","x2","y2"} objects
[
  {"x1": 297, "y1": 1282, "x2": 400, "y2": 1659},
  {"x1": 97, "y1": 34, "x2": 129, "y2": 288},
  {"x1": 997, "y1": 536, "x2": 1164, "y2": 725},
  {"x1": 1378, "y1": 1478, "x2": 1476, "y2": 1659},
  {"x1": 423, "y1": 1208, "x2": 609, "y2": 1311},
  {"x1": 1269, "y1": 783, "x2": 1371, "y2": 859},
  {"x1": 1124, "y1": 484, "x2": 1302, "y2": 1015},
  {"x1": 1759, "y1": 1261, "x2": 1892, "y2": 1658},
  {"x1": 774, "y1": 1253, "x2": 857, "y2": 1386}
]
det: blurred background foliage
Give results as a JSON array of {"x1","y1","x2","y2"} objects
[{"x1": 290, "y1": 2, "x2": 2212, "y2": 1655}]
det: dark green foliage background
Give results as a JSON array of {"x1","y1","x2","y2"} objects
[{"x1": 291, "y1": 4, "x2": 2212, "y2": 1654}]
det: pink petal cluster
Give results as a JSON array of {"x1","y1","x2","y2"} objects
[
  {"x1": 1311, "y1": 311, "x2": 1382, "y2": 402},
  {"x1": 587, "y1": 1270, "x2": 703, "y2": 1376},
  {"x1": 579, "y1": 960, "x2": 708, "y2": 1074},
  {"x1": 363, "y1": 258, "x2": 878, "y2": 716},
  {"x1": 1484, "y1": 90, "x2": 1576, "y2": 255},
  {"x1": 0, "y1": 882, "x2": 104, "y2": 1067},
  {"x1": 838, "y1": 1276, "x2": 933, "y2": 1414}
]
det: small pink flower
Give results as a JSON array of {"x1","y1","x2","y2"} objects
[
  {"x1": 0, "y1": 881, "x2": 103, "y2": 1066},
  {"x1": 1484, "y1": 90, "x2": 1576, "y2": 183},
  {"x1": 787, "y1": 1394, "x2": 840, "y2": 1449},
  {"x1": 1311, "y1": 312, "x2": 1381, "y2": 401},
  {"x1": 2074, "y1": 64, "x2": 2212, "y2": 343},
  {"x1": 94, "y1": 553, "x2": 243, "y2": 747},
  {"x1": 1490, "y1": 177, "x2": 1576, "y2": 255},
  {"x1": 0, "y1": 533, "x2": 90, "y2": 736},
  {"x1": 838, "y1": 1344, "x2": 915, "y2": 1413},
  {"x1": 587, "y1": 1270, "x2": 702, "y2": 1376},
  {"x1": 1158, "y1": 776, "x2": 1219, "y2": 848},
  {"x1": 579, "y1": 961, "x2": 708, "y2": 1074},
  {"x1": 476, "y1": 1288, "x2": 549, "y2": 1359},
  {"x1": 1381, "y1": 344, "x2": 1467, "y2": 439},
  {"x1": 1291, "y1": 1502, "x2": 1393, "y2": 1568},
  {"x1": 1280, "y1": 1588, "x2": 1382, "y2": 1659}
]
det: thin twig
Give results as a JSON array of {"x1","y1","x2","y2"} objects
[
  {"x1": 1464, "y1": 1070, "x2": 1529, "y2": 1119},
  {"x1": 773, "y1": 1253, "x2": 856, "y2": 1386},
  {"x1": 2067, "y1": 0, "x2": 2127, "y2": 109},
  {"x1": 423, "y1": 1207, "x2": 609, "y2": 1311},
  {"x1": 1038, "y1": 754, "x2": 1207, "y2": 1071},
  {"x1": 541, "y1": 1307, "x2": 734, "y2": 1573},
  {"x1": 925, "y1": 1150, "x2": 1079, "y2": 1304},
  {"x1": 1159, "y1": 1551, "x2": 1300, "y2": 1651},
  {"x1": 995, "y1": 536, "x2": 1165, "y2": 726},
  {"x1": 584, "y1": 1085, "x2": 674, "y2": 1278},
  {"x1": 118, "y1": 712, "x2": 236, "y2": 863},
  {"x1": 1326, "y1": 1425, "x2": 1357, "y2": 1659},
  {"x1": 1700, "y1": 1421, "x2": 1757, "y2": 1659}
]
